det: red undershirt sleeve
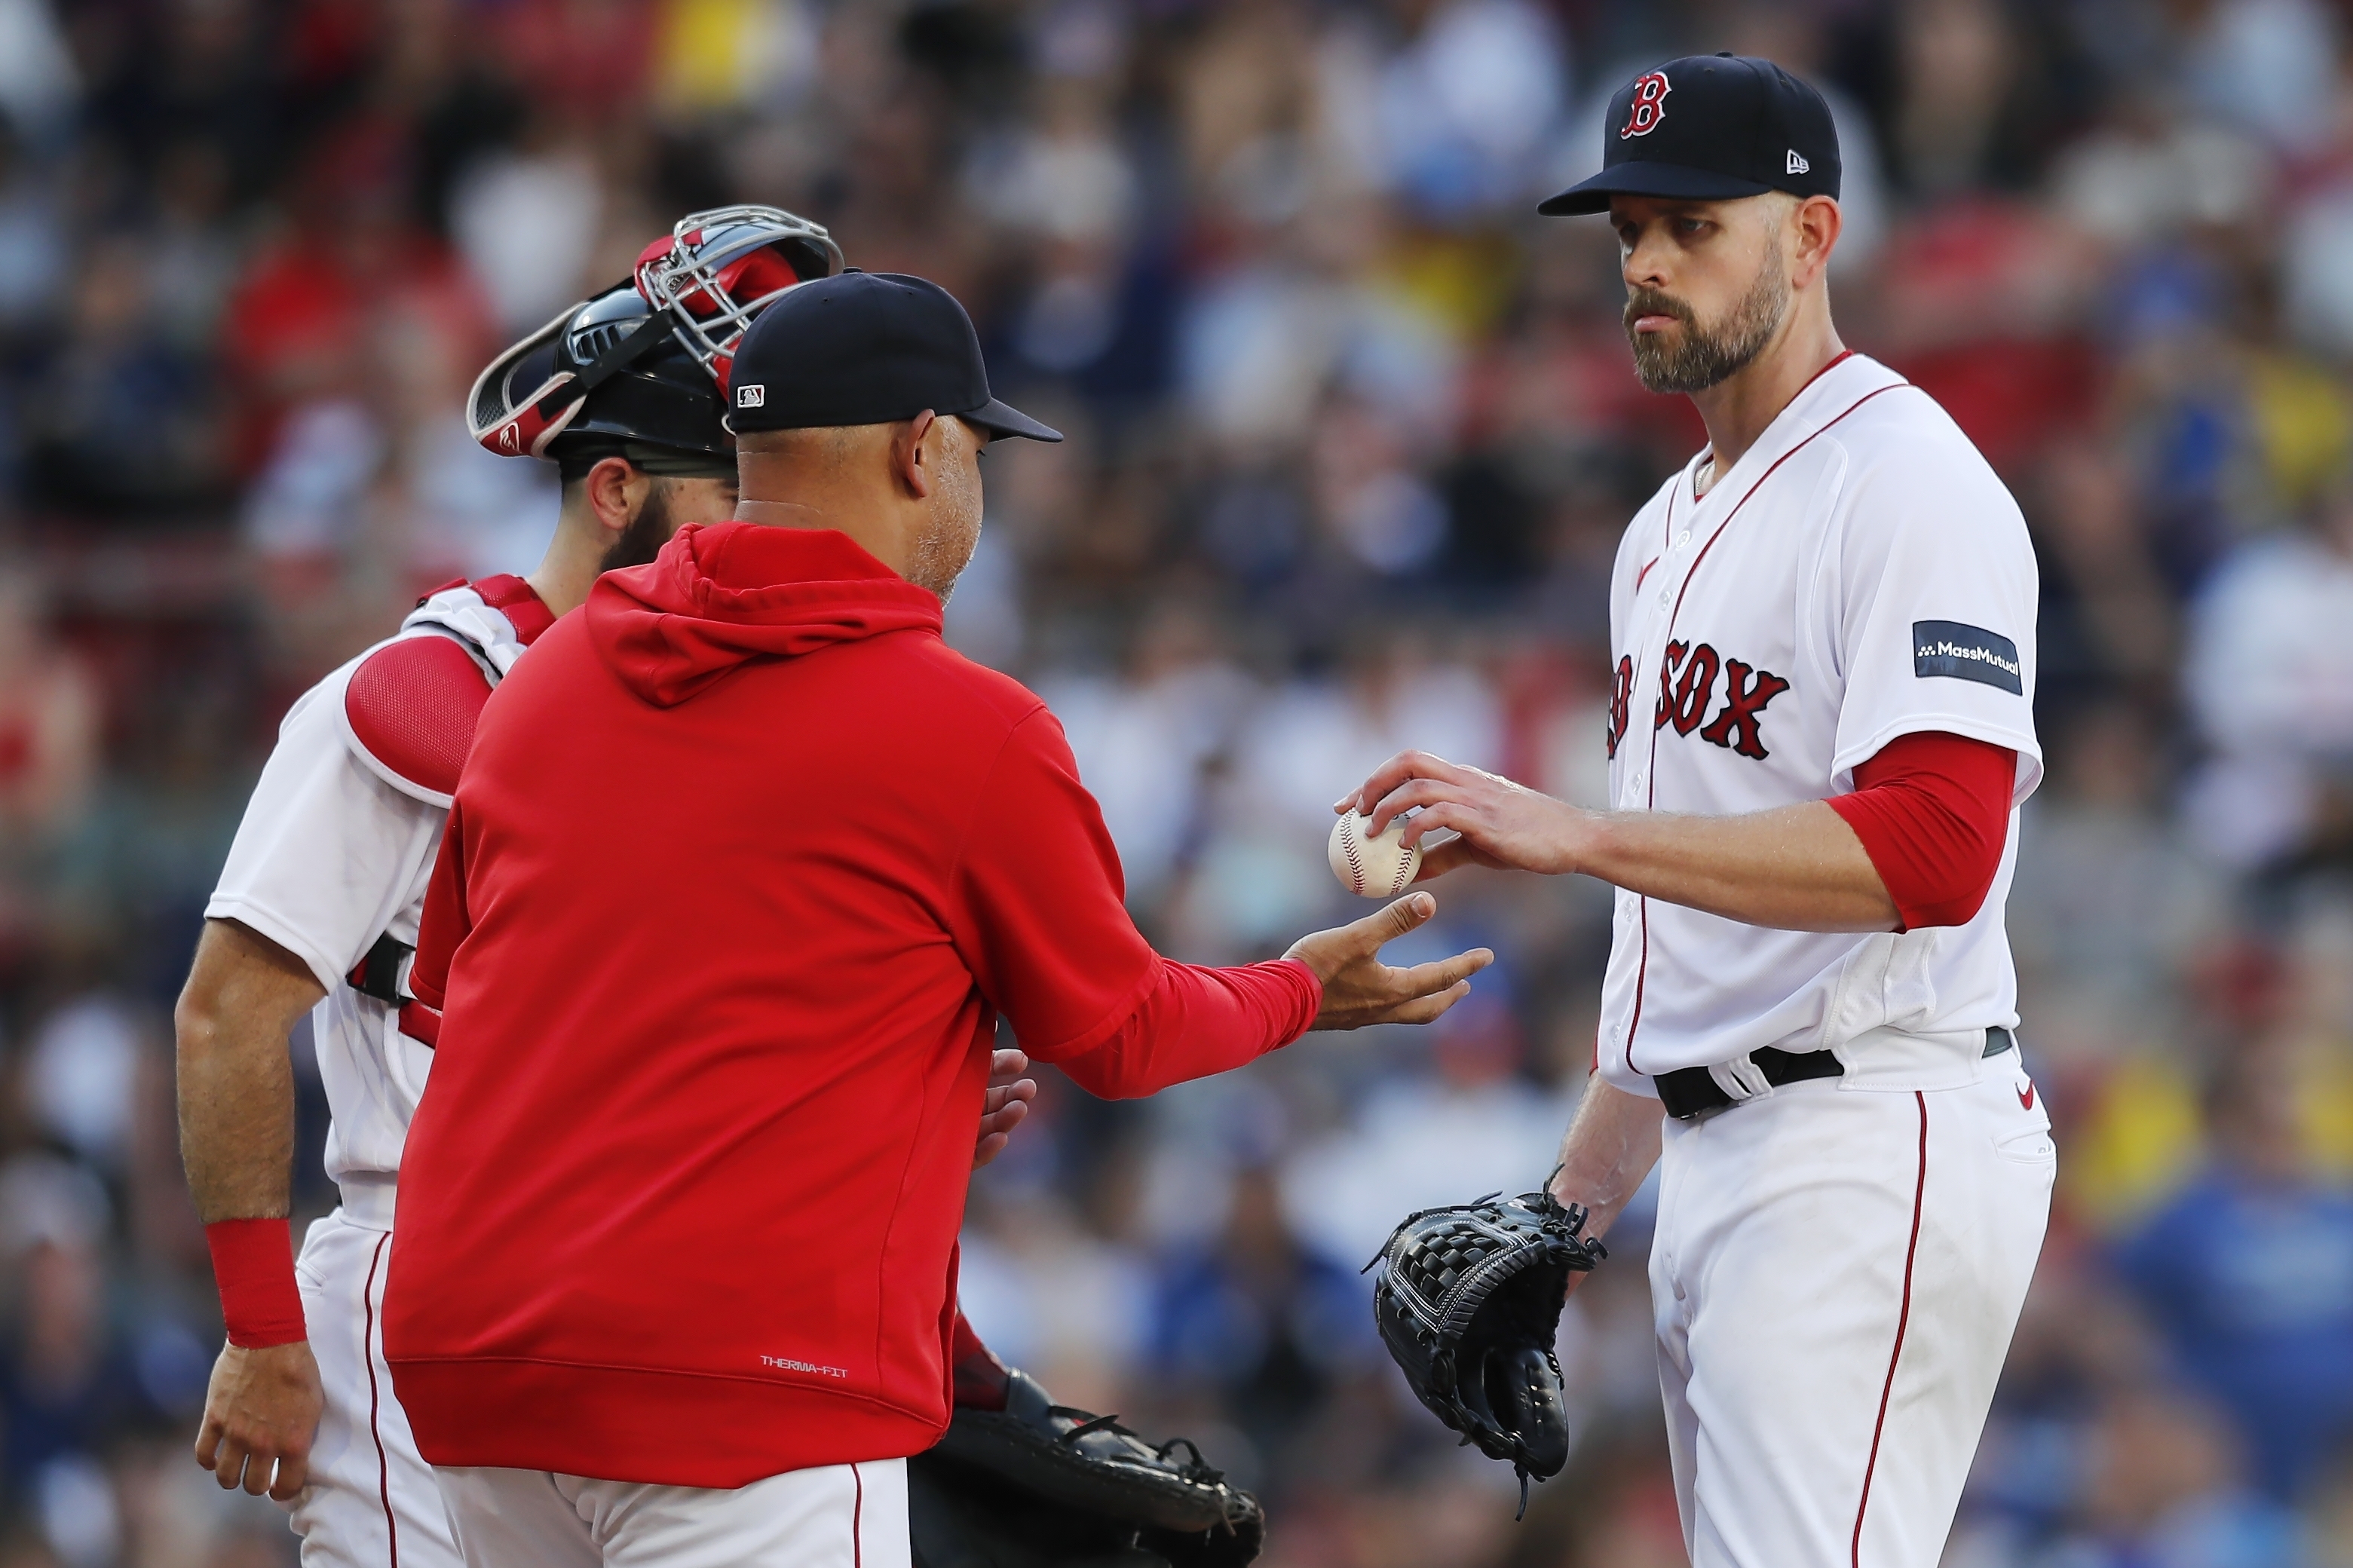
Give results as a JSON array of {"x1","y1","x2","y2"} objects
[{"x1": 1824, "y1": 730, "x2": 2017, "y2": 932}]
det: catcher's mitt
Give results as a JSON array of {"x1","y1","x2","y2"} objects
[
  {"x1": 1367, "y1": 1188, "x2": 1605, "y2": 1514},
  {"x1": 910, "y1": 1368, "x2": 1262, "y2": 1568}
]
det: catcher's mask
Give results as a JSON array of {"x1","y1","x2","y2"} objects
[{"x1": 469, "y1": 204, "x2": 846, "y2": 462}]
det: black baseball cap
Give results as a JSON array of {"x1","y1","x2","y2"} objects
[
  {"x1": 1539, "y1": 54, "x2": 1840, "y2": 217},
  {"x1": 724, "y1": 270, "x2": 1062, "y2": 443}
]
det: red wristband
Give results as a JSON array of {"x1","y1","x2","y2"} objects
[{"x1": 204, "y1": 1218, "x2": 308, "y2": 1348}]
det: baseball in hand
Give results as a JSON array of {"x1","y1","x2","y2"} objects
[{"x1": 1330, "y1": 809, "x2": 1421, "y2": 899}]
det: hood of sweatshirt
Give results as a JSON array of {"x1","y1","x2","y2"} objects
[{"x1": 586, "y1": 522, "x2": 944, "y2": 707}]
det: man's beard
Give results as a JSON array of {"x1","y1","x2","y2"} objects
[
  {"x1": 599, "y1": 480, "x2": 677, "y2": 574},
  {"x1": 1623, "y1": 253, "x2": 1791, "y2": 395},
  {"x1": 904, "y1": 453, "x2": 982, "y2": 602}
]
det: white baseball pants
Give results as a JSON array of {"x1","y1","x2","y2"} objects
[
  {"x1": 434, "y1": 1459, "x2": 909, "y2": 1568},
  {"x1": 1650, "y1": 1047, "x2": 2054, "y2": 1568},
  {"x1": 288, "y1": 1208, "x2": 462, "y2": 1568}
]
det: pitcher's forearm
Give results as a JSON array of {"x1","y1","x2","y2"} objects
[
  {"x1": 176, "y1": 920, "x2": 323, "y2": 1222},
  {"x1": 1546, "y1": 1077, "x2": 1664, "y2": 1239},
  {"x1": 1575, "y1": 800, "x2": 1898, "y2": 933},
  {"x1": 1353, "y1": 751, "x2": 1898, "y2": 931}
]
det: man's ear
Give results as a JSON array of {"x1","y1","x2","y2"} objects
[
  {"x1": 586, "y1": 457, "x2": 642, "y2": 538},
  {"x1": 1791, "y1": 195, "x2": 1842, "y2": 289},
  {"x1": 896, "y1": 410, "x2": 939, "y2": 501}
]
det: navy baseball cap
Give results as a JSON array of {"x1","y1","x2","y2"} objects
[
  {"x1": 724, "y1": 270, "x2": 1062, "y2": 443},
  {"x1": 1539, "y1": 54, "x2": 1840, "y2": 217}
]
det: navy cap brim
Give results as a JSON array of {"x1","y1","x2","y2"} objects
[
  {"x1": 1537, "y1": 161, "x2": 1775, "y2": 216},
  {"x1": 961, "y1": 397, "x2": 1063, "y2": 443}
]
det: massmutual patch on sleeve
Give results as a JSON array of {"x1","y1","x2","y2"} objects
[{"x1": 1912, "y1": 620, "x2": 2022, "y2": 694}]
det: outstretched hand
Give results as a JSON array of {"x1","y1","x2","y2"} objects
[
  {"x1": 1337, "y1": 750, "x2": 1584, "y2": 881},
  {"x1": 1285, "y1": 892, "x2": 1494, "y2": 1031},
  {"x1": 973, "y1": 1048, "x2": 1039, "y2": 1169}
]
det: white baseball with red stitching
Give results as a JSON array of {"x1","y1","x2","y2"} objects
[{"x1": 1328, "y1": 810, "x2": 1420, "y2": 899}]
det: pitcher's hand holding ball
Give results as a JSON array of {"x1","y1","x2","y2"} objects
[{"x1": 1337, "y1": 752, "x2": 1586, "y2": 881}]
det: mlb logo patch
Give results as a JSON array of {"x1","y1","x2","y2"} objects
[{"x1": 737, "y1": 384, "x2": 766, "y2": 409}]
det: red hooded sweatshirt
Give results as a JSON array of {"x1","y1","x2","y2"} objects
[{"x1": 381, "y1": 522, "x2": 1318, "y2": 1487}]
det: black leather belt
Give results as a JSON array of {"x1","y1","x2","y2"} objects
[{"x1": 1656, "y1": 1027, "x2": 2017, "y2": 1121}]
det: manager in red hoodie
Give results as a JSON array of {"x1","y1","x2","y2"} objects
[{"x1": 383, "y1": 271, "x2": 1491, "y2": 1567}]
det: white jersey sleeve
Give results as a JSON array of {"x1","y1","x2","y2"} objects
[
  {"x1": 206, "y1": 663, "x2": 449, "y2": 993},
  {"x1": 1821, "y1": 427, "x2": 2043, "y2": 802}
]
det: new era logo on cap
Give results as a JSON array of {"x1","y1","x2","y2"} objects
[
  {"x1": 1787, "y1": 149, "x2": 1809, "y2": 174},
  {"x1": 736, "y1": 384, "x2": 765, "y2": 409}
]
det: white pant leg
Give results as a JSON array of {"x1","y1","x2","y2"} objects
[
  {"x1": 290, "y1": 1211, "x2": 464, "y2": 1568},
  {"x1": 1651, "y1": 1058, "x2": 2054, "y2": 1568},
  {"x1": 437, "y1": 1459, "x2": 911, "y2": 1568},
  {"x1": 433, "y1": 1468, "x2": 602, "y2": 1568}
]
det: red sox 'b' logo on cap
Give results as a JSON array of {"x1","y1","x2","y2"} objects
[{"x1": 1622, "y1": 72, "x2": 1671, "y2": 138}]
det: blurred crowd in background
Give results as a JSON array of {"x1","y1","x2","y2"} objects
[{"x1": 2, "y1": 0, "x2": 2353, "y2": 1563}]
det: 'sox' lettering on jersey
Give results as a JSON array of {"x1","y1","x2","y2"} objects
[
  {"x1": 1655, "y1": 640, "x2": 1690, "y2": 731},
  {"x1": 1650, "y1": 642, "x2": 1792, "y2": 760},
  {"x1": 1911, "y1": 620, "x2": 2022, "y2": 694},
  {"x1": 1606, "y1": 655, "x2": 1635, "y2": 758},
  {"x1": 1699, "y1": 659, "x2": 1791, "y2": 759},
  {"x1": 1666, "y1": 643, "x2": 1720, "y2": 735}
]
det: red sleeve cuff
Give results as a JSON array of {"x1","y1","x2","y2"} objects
[
  {"x1": 1273, "y1": 957, "x2": 1323, "y2": 1041},
  {"x1": 205, "y1": 1218, "x2": 308, "y2": 1347}
]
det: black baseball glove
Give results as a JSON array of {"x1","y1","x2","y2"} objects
[
  {"x1": 1367, "y1": 1188, "x2": 1605, "y2": 1514},
  {"x1": 909, "y1": 1368, "x2": 1262, "y2": 1568}
]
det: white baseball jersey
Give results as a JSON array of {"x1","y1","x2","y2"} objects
[
  {"x1": 207, "y1": 576, "x2": 550, "y2": 1568},
  {"x1": 1593, "y1": 352, "x2": 2042, "y2": 1096},
  {"x1": 207, "y1": 577, "x2": 550, "y2": 1211}
]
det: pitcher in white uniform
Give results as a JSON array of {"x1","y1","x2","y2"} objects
[{"x1": 1343, "y1": 55, "x2": 2053, "y2": 1568}]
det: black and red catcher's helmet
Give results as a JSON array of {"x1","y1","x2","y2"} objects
[{"x1": 469, "y1": 205, "x2": 845, "y2": 465}]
